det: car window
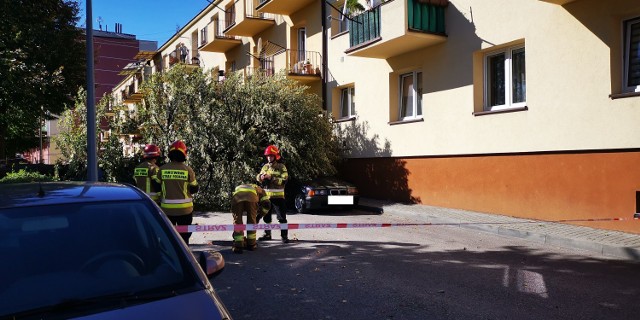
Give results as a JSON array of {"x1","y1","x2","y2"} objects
[{"x1": 0, "y1": 200, "x2": 200, "y2": 317}]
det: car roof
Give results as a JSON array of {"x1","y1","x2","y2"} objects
[{"x1": 0, "y1": 181, "x2": 146, "y2": 209}]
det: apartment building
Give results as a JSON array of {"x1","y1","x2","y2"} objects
[{"x1": 112, "y1": 0, "x2": 640, "y2": 234}]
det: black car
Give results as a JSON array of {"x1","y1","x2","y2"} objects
[
  {"x1": 0, "y1": 182, "x2": 231, "y2": 319},
  {"x1": 286, "y1": 176, "x2": 360, "y2": 213}
]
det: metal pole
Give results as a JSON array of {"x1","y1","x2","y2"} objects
[
  {"x1": 86, "y1": 0, "x2": 98, "y2": 181},
  {"x1": 321, "y1": 0, "x2": 328, "y2": 112}
]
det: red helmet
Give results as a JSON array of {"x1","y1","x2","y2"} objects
[
  {"x1": 264, "y1": 145, "x2": 280, "y2": 160},
  {"x1": 170, "y1": 140, "x2": 188, "y2": 157},
  {"x1": 143, "y1": 144, "x2": 161, "y2": 159}
]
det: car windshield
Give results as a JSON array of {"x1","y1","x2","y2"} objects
[{"x1": 0, "y1": 200, "x2": 202, "y2": 317}]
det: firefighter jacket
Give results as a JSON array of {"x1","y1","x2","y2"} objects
[
  {"x1": 157, "y1": 161, "x2": 198, "y2": 216},
  {"x1": 257, "y1": 162, "x2": 288, "y2": 199},
  {"x1": 133, "y1": 161, "x2": 161, "y2": 202},
  {"x1": 232, "y1": 184, "x2": 271, "y2": 216}
]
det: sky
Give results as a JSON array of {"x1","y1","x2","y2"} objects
[{"x1": 76, "y1": 0, "x2": 211, "y2": 46}]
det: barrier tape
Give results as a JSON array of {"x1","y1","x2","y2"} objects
[{"x1": 175, "y1": 217, "x2": 638, "y2": 233}]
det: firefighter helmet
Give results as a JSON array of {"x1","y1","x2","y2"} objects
[
  {"x1": 264, "y1": 145, "x2": 280, "y2": 160},
  {"x1": 170, "y1": 140, "x2": 188, "y2": 157},
  {"x1": 143, "y1": 144, "x2": 161, "y2": 159}
]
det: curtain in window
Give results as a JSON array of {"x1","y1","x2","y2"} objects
[
  {"x1": 512, "y1": 48, "x2": 526, "y2": 103},
  {"x1": 628, "y1": 20, "x2": 640, "y2": 87},
  {"x1": 416, "y1": 72, "x2": 423, "y2": 116},
  {"x1": 489, "y1": 53, "x2": 505, "y2": 107},
  {"x1": 401, "y1": 74, "x2": 414, "y2": 118},
  {"x1": 341, "y1": 88, "x2": 349, "y2": 118}
]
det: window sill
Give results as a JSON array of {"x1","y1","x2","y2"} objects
[
  {"x1": 333, "y1": 116, "x2": 356, "y2": 123},
  {"x1": 473, "y1": 106, "x2": 528, "y2": 116},
  {"x1": 388, "y1": 118, "x2": 424, "y2": 125},
  {"x1": 610, "y1": 91, "x2": 640, "y2": 100}
]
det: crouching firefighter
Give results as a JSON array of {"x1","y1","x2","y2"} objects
[{"x1": 231, "y1": 184, "x2": 271, "y2": 254}]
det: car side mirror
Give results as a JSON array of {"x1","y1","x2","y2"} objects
[{"x1": 195, "y1": 250, "x2": 225, "y2": 278}]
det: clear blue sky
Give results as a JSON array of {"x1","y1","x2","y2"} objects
[{"x1": 76, "y1": 0, "x2": 210, "y2": 46}]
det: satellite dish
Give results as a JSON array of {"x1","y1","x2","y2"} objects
[{"x1": 257, "y1": 37, "x2": 263, "y2": 55}]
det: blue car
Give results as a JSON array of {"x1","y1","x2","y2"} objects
[{"x1": 0, "y1": 182, "x2": 231, "y2": 319}]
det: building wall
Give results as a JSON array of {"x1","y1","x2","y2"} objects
[{"x1": 331, "y1": 0, "x2": 640, "y2": 233}]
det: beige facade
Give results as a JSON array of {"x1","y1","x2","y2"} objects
[{"x1": 112, "y1": 0, "x2": 640, "y2": 233}]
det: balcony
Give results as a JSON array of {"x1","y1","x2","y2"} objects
[
  {"x1": 119, "y1": 64, "x2": 152, "y2": 103},
  {"x1": 346, "y1": 0, "x2": 447, "y2": 59},
  {"x1": 224, "y1": 0, "x2": 276, "y2": 37},
  {"x1": 168, "y1": 47, "x2": 201, "y2": 70},
  {"x1": 256, "y1": 0, "x2": 316, "y2": 16},
  {"x1": 199, "y1": 19, "x2": 242, "y2": 52},
  {"x1": 270, "y1": 50, "x2": 322, "y2": 84}
]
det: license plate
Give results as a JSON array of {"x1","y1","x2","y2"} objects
[{"x1": 328, "y1": 195, "x2": 353, "y2": 205}]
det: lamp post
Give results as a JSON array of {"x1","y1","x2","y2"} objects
[{"x1": 86, "y1": 0, "x2": 98, "y2": 181}]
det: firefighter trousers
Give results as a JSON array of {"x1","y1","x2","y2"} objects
[{"x1": 231, "y1": 201, "x2": 258, "y2": 248}]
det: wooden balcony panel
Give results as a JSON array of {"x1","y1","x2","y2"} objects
[{"x1": 256, "y1": 0, "x2": 316, "y2": 15}]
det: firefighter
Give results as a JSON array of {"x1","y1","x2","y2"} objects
[
  {"x1": 230, "y1": 183, "x2": 271, "y2": 253},
  {"x1": 133, "y1": 144, "x2": 162, "y2": 203},
  {"x1": 157, "y1": 140, "x2": 199, "y2": 244},
  {"x1": 256, "y1": 145, "x2": 290, "y2": 243}
]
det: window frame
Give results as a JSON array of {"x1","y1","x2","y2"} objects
[
  {"x1": 339, "y1": 86, "x2": 356, "y2": 120},
  {"x1": 623, "y1": 17, "x2": 640, "y2": 93},
  {"x1": 398, "y1": 71, "x2": 423, "y2": 121},
  {"x1": 483, "y1": 45, "x2": 526, "y2": 111}
]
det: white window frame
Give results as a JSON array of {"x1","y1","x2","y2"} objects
[
  {"x1": 339, "y1": 87, "x2": 355, "y2": 119},
  {"x1": 398, "y1": 71, "x2": 423, "y2": 121},
  {"x1": 483, "y1": 45, "x2": 526, "y2": 111},
  {"x1": 623, "y1": 17, "x2": 640, "y2": 93}
]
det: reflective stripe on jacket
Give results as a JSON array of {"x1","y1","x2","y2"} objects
[
  {"x1": 158, "y1": 162, "x2": 198, "y2": 216},
  {"x1": 257, "y1": 162, "x2": 288, "y2": 199},
  {"x1": 133, "y1": 161, "x2": 160, "y2": 201}
]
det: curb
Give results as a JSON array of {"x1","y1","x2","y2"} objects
[{"x1": 358, "y1": 203, "x2": 640, "y2": 263}]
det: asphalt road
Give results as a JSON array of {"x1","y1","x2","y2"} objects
[{"x1": 190, "y1": 208, "x2": 640, "y2": 320}]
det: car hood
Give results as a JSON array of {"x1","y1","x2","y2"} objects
[
  {"x1": 305, "y1": 177, "x2": 355, "y2": 189},
  {"x1": 74, "y1": 290, "x2": 231, "y2": 320}
]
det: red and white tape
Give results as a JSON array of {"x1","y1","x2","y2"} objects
[{"x1": 175, "y1": 217, "x2": 637, "y2": 233}]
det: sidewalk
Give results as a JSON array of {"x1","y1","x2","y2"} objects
[{"x1": 357, "y1": 198, "x2": 640, "y2": 262}]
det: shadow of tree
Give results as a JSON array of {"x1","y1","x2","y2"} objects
[
  {"x1": 334, "y1": 120, "x2": 420, "y2": 204},
  {"x1": 200, "y1": 239, "x2": 640, "y2": 319}
]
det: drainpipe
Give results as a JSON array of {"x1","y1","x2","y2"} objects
[{"x1": 321, "y1": 0, "x2": 328, "y2": 112}]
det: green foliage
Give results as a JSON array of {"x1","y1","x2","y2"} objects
[
  {"x1": 53, "y1": 89, "x2": 134, "y2": 183},
  {"x1": 0, "y1": 0, "x2": 86, "y2": 157},
  {"x1": 139, "y1": 66, "x2": 340, "y2": 210},
  {"x1": 0, "y1": 169, "x2": 55, "y2": 184}
]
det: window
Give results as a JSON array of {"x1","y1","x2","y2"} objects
[
  {"x1": 340, "y1": 87, "x2": 355, "y2": 119},
  {"x1": 484, "y1": 45, "x2": 526, "y2": 111},
  {"x1": 399, "y1": 71, "x2": 422, "y2": 120},
  {"x1": 624, "y1": 17, "x2": 640, "y2": 92},
  {"x1": 200, "y1": 27, "x2": 207, "y2": 46}
]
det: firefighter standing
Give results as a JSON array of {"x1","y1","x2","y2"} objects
[
  {"x1": 256, "y1": 145, "x2": 290, "y2": 243},
  {"x1": 133, "y1": 144, "x2": 162, "y2": 203},
  {"x1": 230, "y1": 184, "x2": 271, "y2": 253},
  {"x1": 157, "y1": 140, "x2": 199, "y2": 244}
]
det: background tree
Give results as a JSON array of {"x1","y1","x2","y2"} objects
[
  {"x1": 54, "y1": 89, "x2": 133, "y2": 183},
  {"x1": 0, "y1": 0, "x2": 85, "y2": 159},
  {"x1": 139, "y1": 66, "x2": 340, "y2": 210}
]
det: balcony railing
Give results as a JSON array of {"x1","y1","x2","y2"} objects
[
  {"x1": 224, "y1": 0, "x2": 276, "y2": 36},
  {"x1": 167, "y1": 47, "x2": 200, "y2": 68},
  {"x1": 349, "y1": 6, "x2": 381, "y2": 49},
  {"x1": 199, "y1": 19, "x2": 242, "y2": 52},
  {"x1": 347, "y1": 0, "x2": 447, "y2": 58}
]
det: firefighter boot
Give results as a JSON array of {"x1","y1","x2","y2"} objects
[
  {"x1": 258, "y1": 230, "x2": 272, "y2": 241},
  {"x1": 245, "y1": 237, "x2": 257, "y2": 251},
  {"x1": 281, "y1": 230, "x2": 289, "y2": 243}
]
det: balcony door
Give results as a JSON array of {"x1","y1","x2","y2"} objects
[{"x1": 297, "y1": 28, "x2": 306, "y2": 63}]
